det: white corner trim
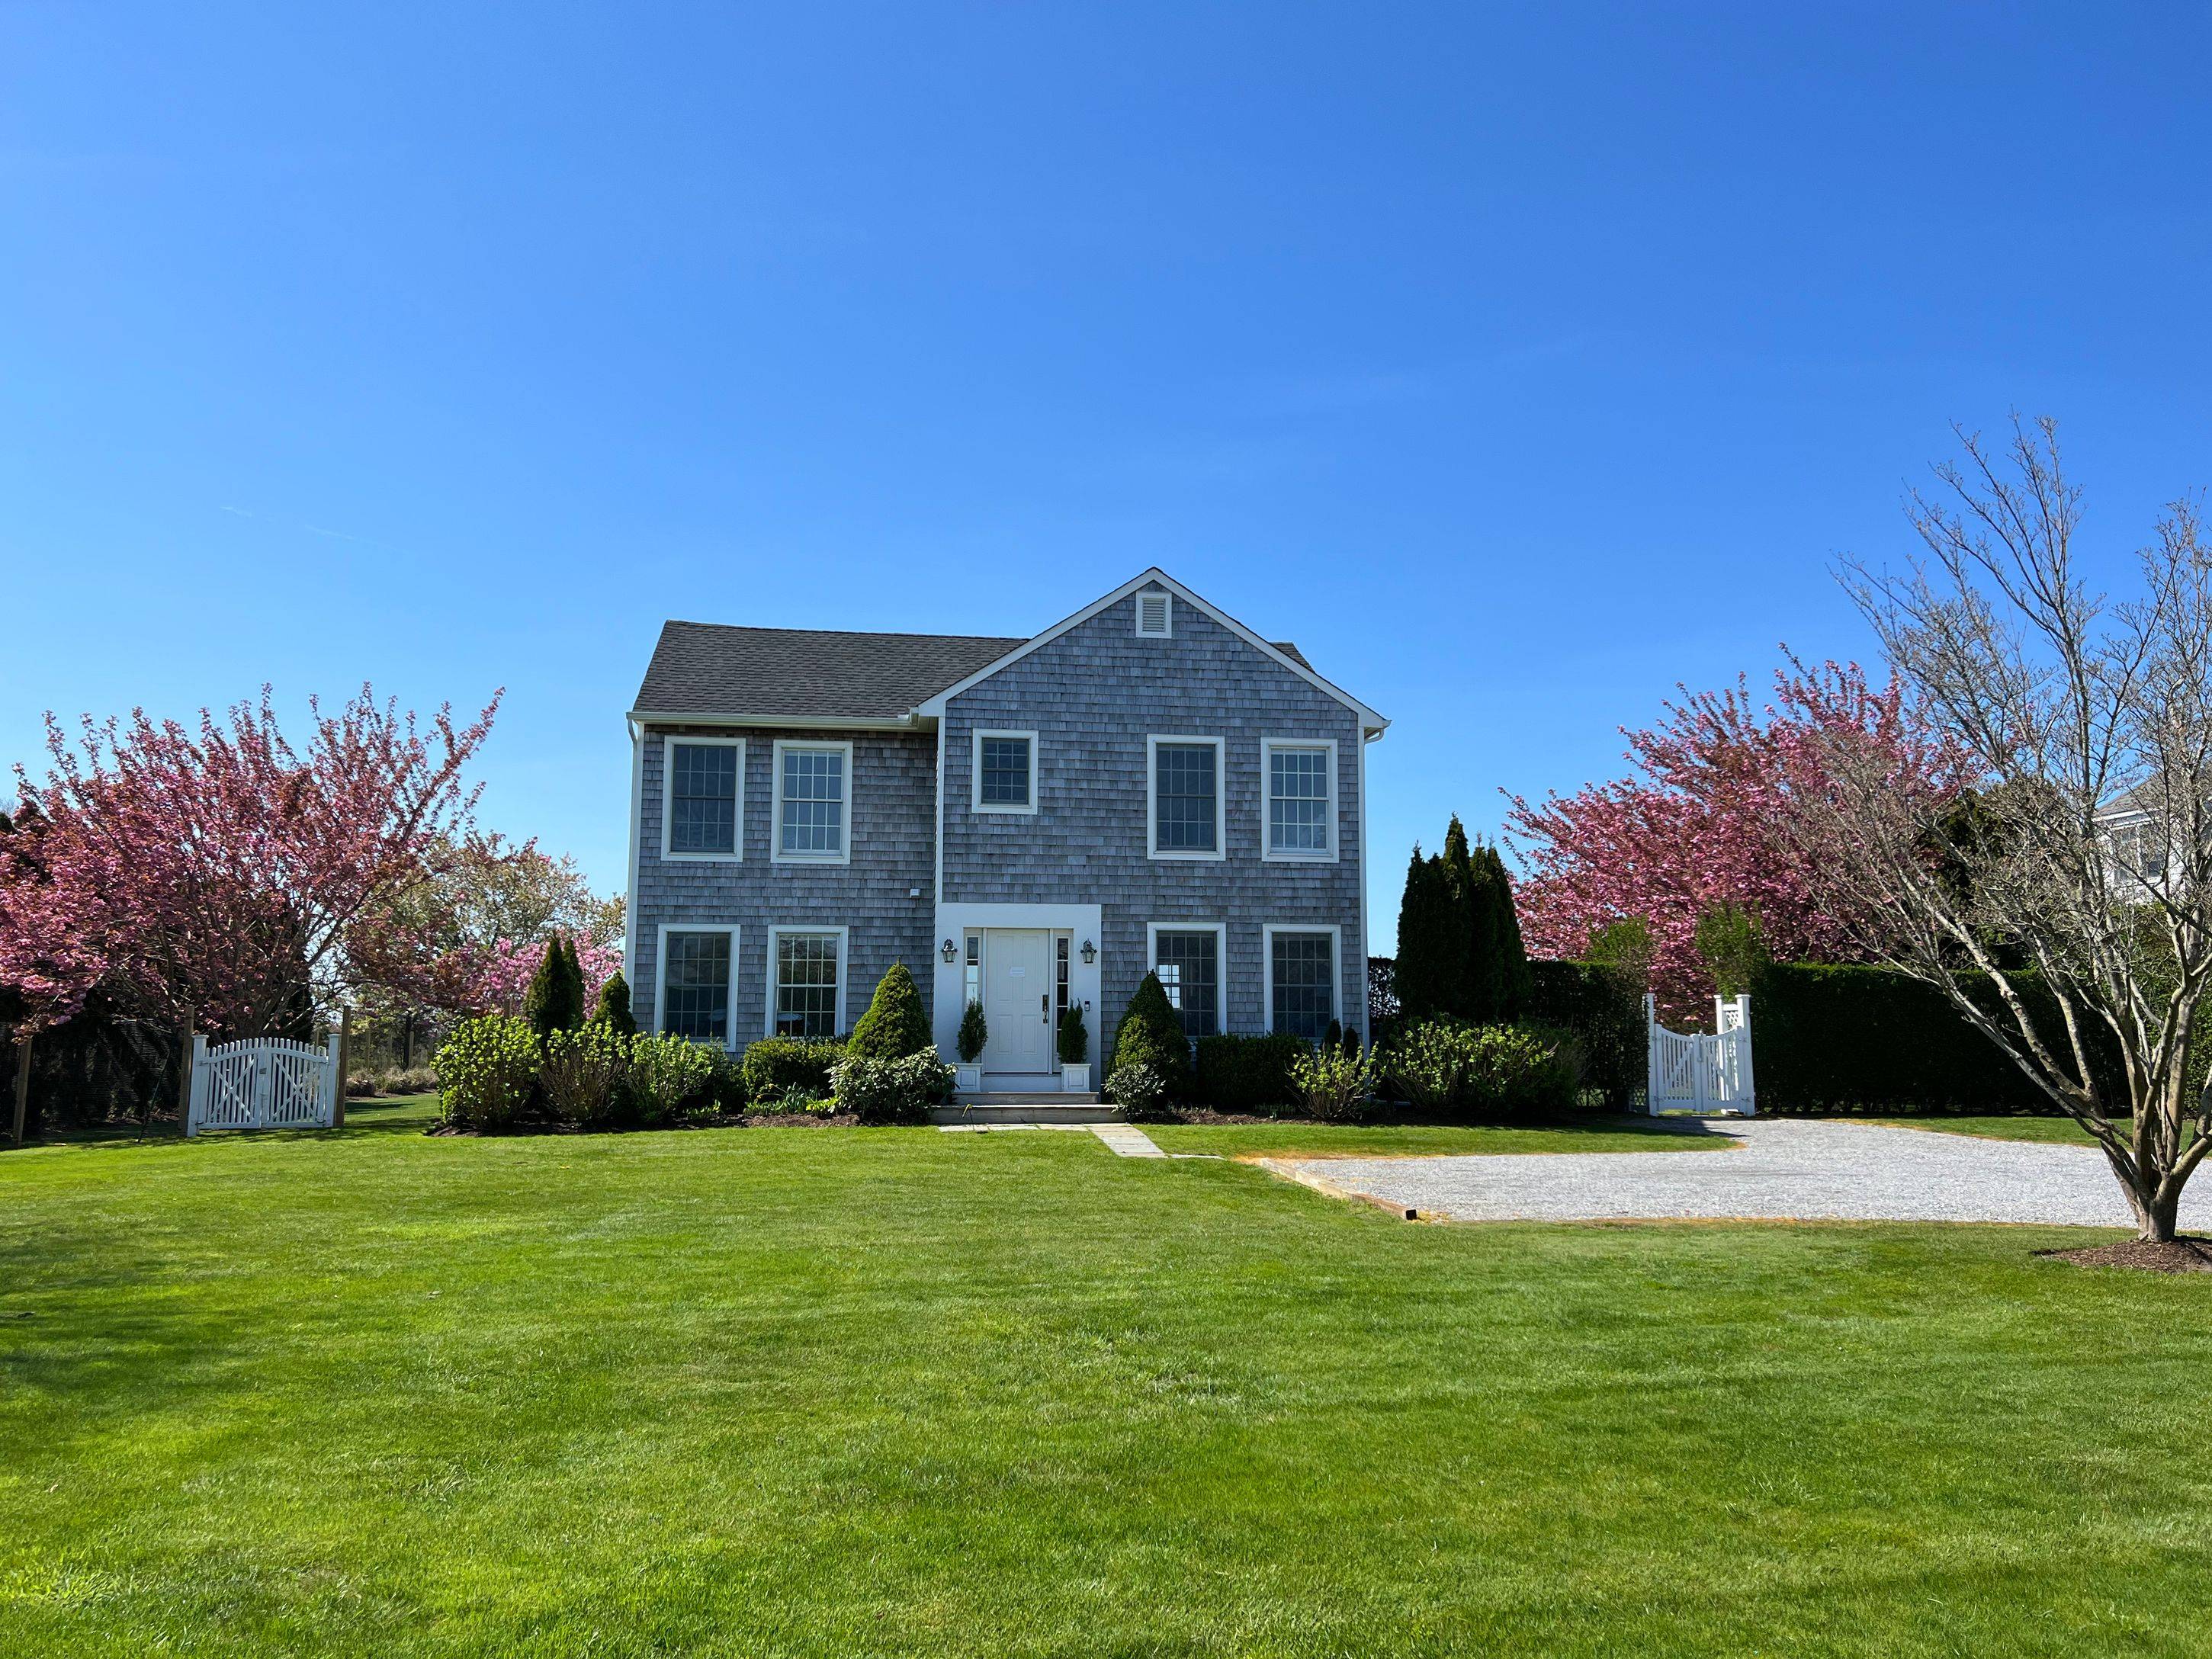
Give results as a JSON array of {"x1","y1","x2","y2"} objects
[
  {"x1": 910, "y1": 566, "x2": 1389, "y2": 731},
  {"x1": 1259, "y1": 736, "x2": 1340, "y2": 863},
  {"x1": 971, "y1": 728, "x2": 1041, "y2": 816},
  {"x1": 769, "y1": 738, "x2": 856, "y2": 866},
  {"x1": 1356, "y1": 733, "x2": 1371, "y2": 1039},
  {"x1": 763, "y1": 924, "x2": 850, "y2": 1039},
  {"x1": 1135, "y1": 589, "x2": 1173, "y2": 638},
  {"x1": 1145, "y1": 920, "x2": 1228, "y2": 1036},
  {"x1": 624, "y1": 719, "x2": 642, "y2": 982},
  {"x1": 1145, "y1": 733, "x2": 1228, "y2": 862},
  {"x1": 933, "y1": 720, "x2": 946, "y2": 904},
  {"x1": 1260, "y1": 923, "x2": 1345, "y2": 1035},
  {"x1": 653, "y1": 923, "x2": 741, "y2": 1050},
  {"x1": 659, "y1": 733, "x2": 746, "y2": 863}
]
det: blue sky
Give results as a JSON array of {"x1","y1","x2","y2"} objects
[{"x1": 5, "y1": 4, "x2": 2209, "y2": 949}]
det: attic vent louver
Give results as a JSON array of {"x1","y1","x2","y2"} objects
[{"x1": 1136, "y1": 592, "x2": 1172, "y2": 638}]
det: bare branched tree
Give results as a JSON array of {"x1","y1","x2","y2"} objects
[{"x1": 1802, "y1": 417, "x2": 2212, "y2": 1240}]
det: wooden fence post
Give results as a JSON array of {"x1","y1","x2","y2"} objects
[
  {"x1": 176, "y1": 1019, "x2": 195, "y2": 1136},
  {"x1": 332, "y1": 1008, "x2": 351, "y2": 1128},
  {"x1": 10, "y1": 1030, "x2": 30, "y2": 1149}
]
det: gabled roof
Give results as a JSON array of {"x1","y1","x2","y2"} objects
[
  {"x1": 632, "y1": 622, "x2": 1026, "y2": 724},
  {"x1": 629, "y1": 570, "x2": 1382, "y2": 733}
]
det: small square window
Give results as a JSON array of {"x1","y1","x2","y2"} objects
[{"x1": 974, "y1": 732, "x2": 1035, "y2": 812}]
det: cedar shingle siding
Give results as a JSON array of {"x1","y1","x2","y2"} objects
[{"x1": 627, "y1": 577, "x2": 1375, "y2": 1048}]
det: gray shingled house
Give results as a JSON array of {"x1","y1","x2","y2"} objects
[{"x1": 622, "y1": 570, "x2": 1387, "y2": 1096}]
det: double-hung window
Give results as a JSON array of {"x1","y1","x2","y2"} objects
[
  {"x1": 658, "y1": 926, "x2": 737, "y2": 1046},
  {"x1": 1148, "y1": 736, "x2": 1224, "y2": 859},
  {"x1": 1150, "y1": 925, "x2": 1223, "y2": 1040},
  {"x1": 663, "y1": 737, "x2": 742, "y2": 860},
  {"x1": 769, "y1": 928, "x2": 846, "y2": 1038},
  {"x1": 1265, "y1": 926, "x2": 1339, "y2": 1044},
  {"x1": 1263, "y1": 739, "x2": 1336, "y2": 861},
  {"x1": 974, "y1": 730, "x2": 1038, "y2": 814},
  {"x1": 772, "y1": 740, "x2": 852, "y2": 864}
]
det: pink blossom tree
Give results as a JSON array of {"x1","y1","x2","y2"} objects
[
  {"x1": 1505, "y1": 659, "x2": 1957, "y2": 1015},
  {"x1": 0, "y1": 686, "x2": 499, "y2": 1039}
]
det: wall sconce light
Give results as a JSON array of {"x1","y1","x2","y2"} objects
[
  {"x1": 941, "y1": 938, "x2": 958, "y2": 964},
  {"x1": 1080, "y1": 939, "x2": 1097, "y2": 964}
]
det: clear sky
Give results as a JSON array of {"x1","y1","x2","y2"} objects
[{"x1": 5, "y1": 4, "x2": 2209, "y2": 949}]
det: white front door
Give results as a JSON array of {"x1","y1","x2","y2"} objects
[{"x1": 980, "y1": 929, "x2": 1052, "y2": 1073}]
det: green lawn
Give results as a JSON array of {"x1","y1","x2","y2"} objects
[
  {"x1": 5, "y1": 1118, "x2": 2210, "y2": 1656},
  {"x1": 1875, "y1": 1115, "x2": 2108, "y2": 1145},
  {"x1": 1146, "y1": 1116, "x2": 1734, "y2": 1158}
]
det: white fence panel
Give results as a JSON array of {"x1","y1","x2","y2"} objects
[
  {"x1": 1645, "y1": 993, "x2": 1756, "y2": 1116},
  {"x1": 187, "y1": 1033, "x2": 341, "y2": 1136}
]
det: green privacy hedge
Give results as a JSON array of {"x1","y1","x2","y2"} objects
[
  {"x1": 1526, "y1": 961, "x2": 1642, "y2": 1110},
  {"x1": 1194, "y1": 1034, "x2": 1310, "y2": 1110},
  {"x1": 1752, "y1": 963, "x2": 2124, "y2": 1115}
]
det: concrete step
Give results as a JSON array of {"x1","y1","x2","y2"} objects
[
  {"x1": 955, "y1": 1089, "x2": 1103, "y2": 1105},
  {"x1": 929, "y1": 1100, "x2": 1123, "y2": 1125}
]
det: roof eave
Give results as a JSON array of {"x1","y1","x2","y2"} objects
[{"x1": 627, "y1": 709, "x2": 930, "y2": 732}]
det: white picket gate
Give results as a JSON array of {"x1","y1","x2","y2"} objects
[
  {"x1": 186, "y1": 1034, "x2": 342, "y2": 1136},
  {"x1": 1645, "y1": 993, "x2": 1757, "y2": 1116}
]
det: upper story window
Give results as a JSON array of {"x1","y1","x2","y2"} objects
[
  {"x1": 2108, "y1": 818, "x2": 2169, "y2": 887},
  {"x1": 663, "y1": 737, "x2": 742, "y2": 860},
  {"x1": 974, "y1": 730, "x2": 1038, "y2": 814},
  {"x1": 1263, "y1": 738, "x2": 1337, "y2": 862},
  {"x1": 773, "y1": 740, "x2": 852, "y2": 864},
  {"x1": 660, "y1": 926, "x2": 737, "y2": 1047},
  {"x1": 1148, "y1": 736, "x2": 1224, "y2": 860},
  {"x1": 1136, "y1": 590, "x2": 1173, "y2": 637}
]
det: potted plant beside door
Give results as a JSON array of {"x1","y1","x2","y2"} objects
[
  {"x1": 955, "y1": 1000, "x2": 987, "y2": 1094},
  {"x1": 1058, "y1": 1003, "x2": 1090, "y2": 1092}
]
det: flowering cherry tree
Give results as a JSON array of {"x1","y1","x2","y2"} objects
[
  {"x1": 1505, "y1": 660, "x2": 1953, "y2": 1015},
  {"x1": 0, "y1": 686, "x2": 499, "y2": 1038}
]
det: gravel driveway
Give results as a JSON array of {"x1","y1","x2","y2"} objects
[{"x1": 1267, "y1": 1117, "x2": 2211, "y2": 1228}]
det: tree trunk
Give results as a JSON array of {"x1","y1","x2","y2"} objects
[
  {"x1": 10, "y1": 1032, "x2": 30, "y2": 1148},
  {"x1": 2130, "y1": 1184, "x2": 2182, "y2": 1244}
]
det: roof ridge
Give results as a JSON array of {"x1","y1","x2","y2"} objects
[{"x1": 662, "y1": 619, "x2": 1029, "y2": 644}]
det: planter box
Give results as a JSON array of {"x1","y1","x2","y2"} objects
[
  {"x1": 1061, "y1": 1063, "x2": 1090, "y2": 1092},
  {"x1": 953, "y1": 1063, "x2": 984, "y2": 1093}
]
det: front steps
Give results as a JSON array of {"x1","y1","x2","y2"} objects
[{"x1": 930, "y1": 1093, "x2": 1120, "y2": 1125}]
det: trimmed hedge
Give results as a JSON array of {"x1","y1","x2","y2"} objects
[
  {"x1": 1526, "y1": 960, "x2": 1642, "y2": 1109},
  {"x1": 1754, "y1": 963, "x2": 2130, "y2": 1115},
  {"x1": 1193, "y1": 1034, "x2": 1310, "y2": 1111},
  {"x1": 739, "y1": 1036, "x2": 846, "y2": 1102}
]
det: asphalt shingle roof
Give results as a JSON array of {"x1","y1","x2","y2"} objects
[{"x1": 632, "y1": 617, "x2": 1315, "y2": 722}]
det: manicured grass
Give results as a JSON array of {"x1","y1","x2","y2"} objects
[
  {"x1": 5, "y1": 1120, "x2": 2210, "y2": 1656},
  {"x1": 1146, "y1": 1116, "x2": 1735, "y2": 1159},
  {"x1": 1876, "y1": 1115, "x2": 2107, "y2": 1145}
]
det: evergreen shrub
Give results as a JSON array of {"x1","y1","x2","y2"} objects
[
  {"x1": 1109, "y1": 973, "x2": 1190, "y2": 1095},
  {"x1": 740, "y1": 1037, "x2": 846, "y2": 1102},
  {"x1": 848, "y1": 963, "x2": 932, "y2": 1058},
  {"x1": 435, "y1": 1016, "x2": 541, "y2": 1131},
  {"x1": 1193, "y1": 1034, "x2": 1308, "y2": 1110}
]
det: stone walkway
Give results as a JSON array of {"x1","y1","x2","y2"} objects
[
  {"x1": 1090, "y1": 1124, "x2": 1167, "y2": 1159},
  {"x1": 1265, "y1": 1117, "x2": 2209, "y2": 1228}
]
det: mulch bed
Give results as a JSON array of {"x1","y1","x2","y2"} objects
[{"x1": 2039, "y1": 1237, "x2": 2212, "y2": 1273}]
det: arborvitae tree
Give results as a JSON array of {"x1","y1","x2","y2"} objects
[
  {"x1": 1480, "y1": 843, "x2": 1535, "y2": 1019},
  {"x1": 957, "y1": 999, "x2": 989, "y2": 1063},
  {"x1": 1058, "y1": 1003, "x2": 1088, "y2": 1066},
  {"x1": 1445, "y1": 816, "x2": 1494, "y2": 1021},
  {"x1": 1109, "y1": 971, "x2": 1190, "y2": 1093},
  {"x1": 1393, "y1": 844, "x2": 1457, "y2": 1022},
  {"x1": 523, "y1": 937, "x2": 585, "y2": 1038},
  {"x1": 592, "y1": 967, "x2": 637, "y2": 1037},
  {"x1": 848, "y1": 961, "x2": 933, "y2": 1057}
]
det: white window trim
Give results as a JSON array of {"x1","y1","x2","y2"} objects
[
  {"x1": 971, "y1": 728, "x2": 1041, "y2": 817},
  {"x1": 770, "y1": 738, "x2": 856, "y2": 866},
  {"x1": 1146, "y1": 920, "x2": 1228, "y2": 1038},
  {"x1": 764, "y1": 924, "x2": 851, "y2": 1039},
  {"x1": 1146, "y1": 733, "x2": 1227, "y2": 862},
  {"x1": 1135, "y1": 589, "x2": 1173, "y2": 637},
  {"x1": 653, "y1": 923, "x2": 741, "y2": 1050},
  {"x1": 1261, "y1": 923, "x2": 1344, "y2": 1036},
  {"x1": 659, "y1": 735, "x2": 745, "y2": 863},
  {"x1": 1260, "y1": 736, "x2": 1339, "y2": 864}
]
